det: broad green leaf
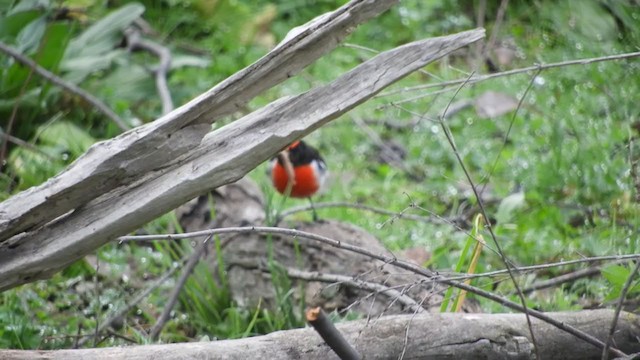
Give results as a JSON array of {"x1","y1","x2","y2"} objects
[
  {"x1": 7, "y1": 0, "x2": 48, "y2": 15},
  {"x1": 36, "y1": 22, "x2": 73, "y2": 98},
  {"x1": 602, "y1": 265, "x2": 630, "y2": 287},
  {"x1": 0, "y1": 10, "x2": 42, "y2": 40},
  {"x1": 36, "y1": 23, "x2": 72, "y2": 71},
  {"x1": 495, "y1": 191, "x2": 526, "y2": 225},
  {"x1": 571, "y1": 0, "x2": 617, "y2": 41},
  {"x1": 60, "y1": 49, "x2": 125, "y2": 84},
  {"x1": 97, "y1": 63, "x2": 154, "y2": 103},
  {"x1": 0, "y1": 91, "x2": 40, "y2": 110},
  {"x1": 8, "y1": 147, "x2": 59, "y2": 189},
  {"x1": 38, "y1": 121, "x2": 95, "y2": 157},
  {"x1": 64, "y1": 3, "x2": 144, "y2": 60},
  {"x1": 15, "y1": 14, "x2": 45, "y2": 53}
]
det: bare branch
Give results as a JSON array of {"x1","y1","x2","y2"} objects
[
  {"x1": 0, "y1": 42, "x2": 130, "y2": 132},
  {"x1": 0, "y1": 29, "x2": 486, "y2": 292},
  {"x1": 124, "y1": 28, "x2": 174, "y2": 114},
  {"x1": 118, "y1": 225, "x2": 626, "y2": 356},
  {"x1": 148, "y1": 238, "x2": 209, "y2": 341},
  {"x1": 306, "y1": 307, "x2": 362, "y2": 360},
  {"x1": 435, "y1": 71, "x2": 539, "y2": 354},
  {"x1": 282, "y1": 267, "x2": 426, "y2": 314},
  {"x1": 521, "y1": 266, "x2": 604, "y2": 294},
  {"x1": 602, "y1": 260, "x2": 640, "y2": 360},
  {"x1": 0, "y1": 131, "x2": 57, "y2": 162},
  {"x1": 277, "y1": 201, "x2": 451, "y2": 225},
  {"x1": 378, "y1": 51, "x2": 640, "y2": 102},
  {"x1": 76, "y1": 256, "x2": 184, "y2": 347}
]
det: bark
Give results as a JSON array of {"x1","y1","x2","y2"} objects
[
  {"x1": 0, "y1": 28, "x2": 485, "y2": 292},
  {"x1": 2, "y1": 310, "x2": 638, "y2": 359},
  {"x1": 0, "y1": 0, "x2": 400, "y2": 244}
]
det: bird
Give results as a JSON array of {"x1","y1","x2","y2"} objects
[{"x1": 270, "y1": 140, "x2": 327, "y2": 220}]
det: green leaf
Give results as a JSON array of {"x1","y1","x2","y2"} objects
[
  {"x1": 97, "y1": 63, "x2": 155, "y2": 103},
  {"x1": 0, "y1": 9, "x2": 42, "y2": 40},
  {"x1": 7, "y1": 0, "x2": 48, "y2": 15},
  {"x1": 571, "y1": 0, "x2": 617, "y2": 41},
  {"x1": 38, "y1": 121, "x2": 95, "y2": 157},
  {"x1": 37, "y1": 23, "x2": 72, "y2": 72},
  {"x1": 495, "y1": 191, "x2": 526, "y2": 225},
  {"x1": 60, "y1": 49, "x2": 125, "y2": 84},
  {"x1": 15, "y1": 14, "x2": 46, "y2": 53},
  {"x1": 64, "y1": 3, "x2": 145, "y2": 60},
  {"x1": 602, "y1": 265, "x2": 629, "y2": 288}
]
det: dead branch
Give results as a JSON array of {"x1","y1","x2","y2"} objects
[
  {"x1": 124, "y1": 28, "x2": 174, "y2": 114},
  {"x1": 76, "y1": 258, "x2": 183, "y2": 347},
  {"x1": 2, "y1": 310, "x2": 637, "y2": 359},
  {"x1": 278, "y1": 201, "x2": 448, "y2": 226},
  {"x1": 118, "y1": 225, "x2": 626, "y2": 356},
  {"x1": 603, "y1": 260, "x2": 640, "y2": 360},
  {"x1": 0, "y1": 41, "x2": 129, "y2": 131},
  {"x1": 0, "y1": 28, "x2": 485, "y2": 292},
  {"x1": 148, "y1": 238, "x2": 208, "y2": 341},
  {"x1": 0, "y1": 131, "x2": 58, "y2": 162},
  {"x1": 306, "y1": 307, "x2": 362, "y2": 360},
  {"x1": 378, "y1": 51, "x2": 640, "y2": 100},
  {"x1": 272, "y1": 267, "x2": 426, "y2": 314},
  {"x1": 0, "y1": 0, "x2": 402, "y2": 245},
  {"x1": 436, "y1": 71, "x2": 539, "y2": 354}
]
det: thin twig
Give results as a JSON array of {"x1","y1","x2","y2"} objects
[
  {"x1": 124, "y1": 28, "x2": 174, "y2": 114},
  {"x1": 436, "y1": 71, "x2": 540, "y2": 355},
  {"x1": 106, "y1": 329, "x2": 138, "y2": 344},
  {"x1": 77, "y1": 257, "x2": 184, "y2": 347},
  {"x1": 0, "y1": 131, "x2": 58, "y2": 162},
  {"x1": 306, "y1": 307, "x2": 362, "y2": 360},
  {"x1": 120, "y1": 230, "x2": 640, "y2": 283},
  {"x1": 0, "y1": 31, "x2": 48, "y2": 172},
  {"x1": 73, "y1": 323, "x2": 83, "y2": 349},
  {"x1": 377, "y1": 51, "x2": 640, "y2": 100},
  {"x1": 282, "y1": 267, "x2": 425, "y2": 314},
  {"x1": 117, "y1": 226, "x2": 626, "y2": 357},
  {"x1": 473, "y1": 0, "x2": 487, "y2": 69},
  {"x1": 278, "y1": 201, "x2": 449, "y2": 225},
  {"x1": 602, "y1": 260, "x2": 640, "y2": 360},
  {"x1": 521, "y1": 265, "x2": 604, "y2": 294},
  {"x1": 0, "y1": 42, "x2": 130, "y2": 132},
  {"x1": 351, "y1": 114, "x2": 412, "y2": 174},
  {"x1": 399, "y1": 292, "x2": 432, "y2": 360},
  {"x1": 481, "y1": 0, "x2": 510, "y2": 64},
  {"x1": 480, "y1": 66, "x2": 541, "y2": 192},
  {"x1": 92, "y1": 255, "x2": 102, "y2": 347},
  {"x1": 148, "y1": 236, "x2": 210, "y2": 341}
]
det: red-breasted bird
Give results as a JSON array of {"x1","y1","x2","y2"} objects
[{"x1": 270, "y1": 140, "x2": 327, "y2": 220}]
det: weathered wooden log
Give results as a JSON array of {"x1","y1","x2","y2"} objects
[
  {"x1": 0, "y1": 0, "x2": 400, "y2": 244},
  {"x1": 2, "y1": 310, "x2": 637, "y2": 359}
]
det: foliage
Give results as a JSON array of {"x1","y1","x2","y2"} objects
[{"x1": 1, "y1": 0, "x2": 640, "y2": 351}]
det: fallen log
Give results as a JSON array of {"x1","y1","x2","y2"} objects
[{"x1": 2, "y1": 310, "x2": 637, "y2": 359}]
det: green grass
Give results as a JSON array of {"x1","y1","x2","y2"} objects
[{"x1": 2, "y1": 0, "x2": 640, "y2": 350}]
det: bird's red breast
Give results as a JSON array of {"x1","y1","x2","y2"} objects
[{"x1": 270, "y1": 140, "x2": 326, "y2": 198}]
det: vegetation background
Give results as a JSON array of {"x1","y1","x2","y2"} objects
[{"x1": 1, "y1": 0, "x2": 639, "y2": 350}]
